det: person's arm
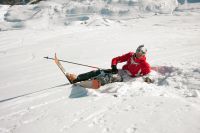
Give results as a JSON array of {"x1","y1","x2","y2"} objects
[
  {"x1": 111, "y1": 52, "x2": 133, "y2": 73},
  {"x1": 111, "y1": 52, "x2": 133, "y2": 65},
  {"x1": 140, "y1": 61, "x2": 151, "y2": 76}
]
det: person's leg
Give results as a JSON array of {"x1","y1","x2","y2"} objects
[
  {"x1": 117, "y1": 69, "x2": 129, "y2": 81},
  {"x1": 68, "y1": 69, "x2": 115, "y2": 84},
  {"x1": 73, "y1": 69, "x2": 101, "y2": 83}
]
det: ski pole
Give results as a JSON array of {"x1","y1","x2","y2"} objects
[{"x1": 44, "y1": 56, "x2": 102, "y2": 69}]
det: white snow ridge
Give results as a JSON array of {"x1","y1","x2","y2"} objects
[{"x1": 0, "y1": 0, "x2": 200, "y2": 133}]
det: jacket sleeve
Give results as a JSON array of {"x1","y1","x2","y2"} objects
[
  {"x1": 140, "y1": 61, "x2": 151, "y2": 76},
  {"x1": 111, "y1": 52, "x2": 133, "y2": 66}
]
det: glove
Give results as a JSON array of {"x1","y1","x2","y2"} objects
[
  {"x1": 111, "y1": 65, "x2": 118, "y2": 74},
  {"x1": 143, "y1": 77, "x2": 154, "y2": 83}
]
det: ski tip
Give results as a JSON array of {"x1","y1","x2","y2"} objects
[{"x1": 54, "y1": 53, "x2": 59, "y2": 64}]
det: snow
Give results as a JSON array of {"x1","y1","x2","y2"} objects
[
  {"x1": 0, "y1": 0, "x2": 200, "y2": 133},
  {"x1": 138, "y1": 0, "x2": 178, "y2": 14}
]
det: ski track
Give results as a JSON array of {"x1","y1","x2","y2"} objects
[{"x1": 0, "y1": 82, "x2": 200, "y2": 133}]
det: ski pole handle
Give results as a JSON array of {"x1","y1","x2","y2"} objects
[{"x1": 44, "y1": 56, "x2": 102, "y2": 69}]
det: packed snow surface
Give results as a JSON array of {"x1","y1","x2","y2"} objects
[{"x1": 0, "y1": 0, "x2": 200, "y2": 133}]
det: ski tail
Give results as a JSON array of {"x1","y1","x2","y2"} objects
[
  {"x1": 92, "y1": 80, "x2": 101, "y2": 89},
  {"x1": 78, "y1": 80, "x2": 101, "y2": 89}
]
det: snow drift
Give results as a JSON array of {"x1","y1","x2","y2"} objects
[
  {"x1": 0, "y1": 0, "x2": 179, "y2": 31},
  {"x1": 138, "y1": 0, "x2": 178, "y2": 14}
]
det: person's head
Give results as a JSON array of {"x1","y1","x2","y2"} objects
[{"x1": 135, "y1": 45, "x2": 147, "y2": 58}]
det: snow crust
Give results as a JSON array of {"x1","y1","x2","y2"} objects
[{"x1": 0, "y1": 0, "x2": 200, "y2": 133}]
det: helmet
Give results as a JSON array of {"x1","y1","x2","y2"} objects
[{"x1": 136, "y1": 45, "x2": 147, "y2": 55}]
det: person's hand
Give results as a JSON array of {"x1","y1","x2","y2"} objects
[
  {"x1": 111, "y1": 65, "x2": 118, "y2": 74},
  {"x1": 143, "y1": 77, "x2": 154, "y2": 83}
]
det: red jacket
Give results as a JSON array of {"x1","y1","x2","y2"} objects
[{"x1": 111, "y1": 52, "x2": 151, "y2": 77}]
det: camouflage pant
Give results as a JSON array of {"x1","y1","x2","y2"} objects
[{"x1": 74, "y1": 69, "x2": 123, "y2": 85}]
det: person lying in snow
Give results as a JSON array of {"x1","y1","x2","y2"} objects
[
  {"x1": 66, "y1": 45, "x2": 153, "y2": 87},
  {"x1": 111, "y1": 45, "x2": 151, "y2": 78}
]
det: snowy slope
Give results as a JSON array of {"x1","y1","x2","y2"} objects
[{"x1": 0, "y1": 0, "x2": 200, "y2": 133}]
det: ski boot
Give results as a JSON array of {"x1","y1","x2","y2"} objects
[{"x1": 66, "y1": 73, "x2": 77, "y2": 84}]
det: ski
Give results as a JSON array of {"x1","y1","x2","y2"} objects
[{"x1": 54, "y1": 53, "x2": 101, "y2": 89}]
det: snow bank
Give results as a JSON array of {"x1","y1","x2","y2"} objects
[
  {"x1": 0, "y1": 5, "x2": 41, "y2": 31},
  {"x1": 152, "y1": 64, "x2": 200, "y2": 98},
  {"x1": 0, "y1": 5, "x2": 10, "y2": 22},
  {"x1": 138, "y1": 0, "x2": 178, "y2": 14},
  {"x1": 4, "y1": 5, "x2": 40, "y2": 22},
  {"x1": 0, "y1": 0, "x2": 181, "y2": 31}
]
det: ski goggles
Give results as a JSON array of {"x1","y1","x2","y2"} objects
[
  {"x1": 137, "y1": 50, "x2": 146, "y2": 55},
  {"x1": 140, "y1": 50, "x2": 146, "y2": 55}
]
